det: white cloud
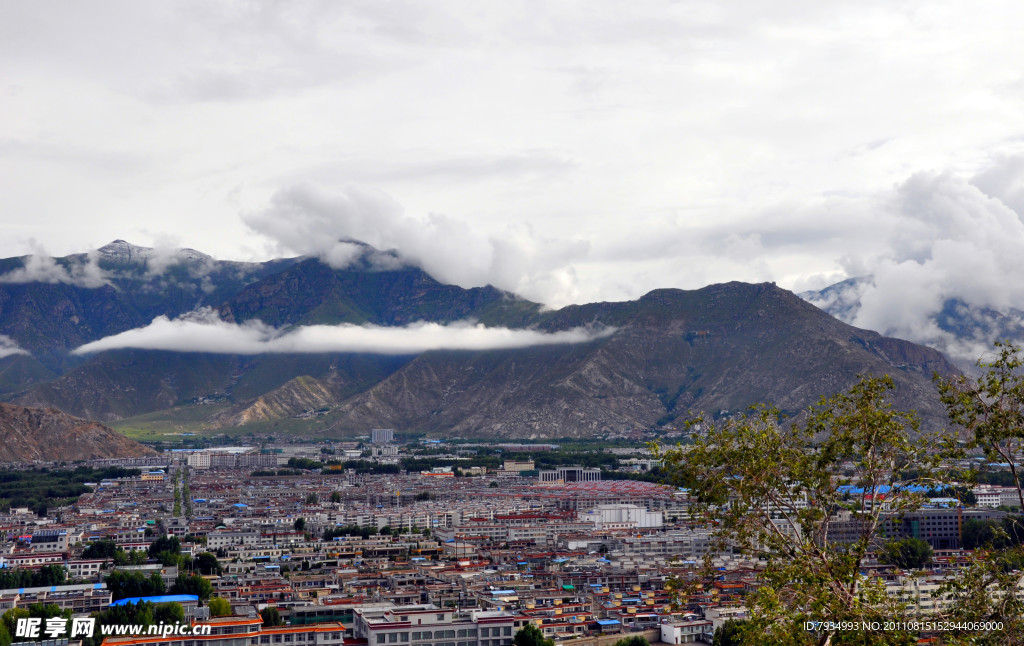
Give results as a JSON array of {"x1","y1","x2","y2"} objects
[
  {"x1": 4, "y1": 0, "x2": 1024, "y2": 330},
  {"x1": 0, "y1": 242, "x2": 108, "y2": 288},
  {"x1": 796, "y1": 157, "x2": 1024, "y2": 364},
  {"x1": 144, "y1": 240, "x2": 211, "y2": 278},
  {"x1": 71, "y1": 308, "x2": 614, "y2": 356},
  {"x1": 0, "y1": 335, "x2": 28, "y2": 360},
  {"x1": 8, "y1": 0, "x2": 1024, "y2": 291},
  {"x1": 244, "y1": 183, "x2": 590, "y2": 305}
]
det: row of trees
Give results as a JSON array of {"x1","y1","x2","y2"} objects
[
  {"x1": 79, "y1": 600, "x2": 186, "y2": 646},
  {"x1": 81, "y1": 539, "x2": 147, "y2": 565},
  {"x1": 321, "y1": 524, "x2": 429, "y2": 540},
  {"x1": 2, "y1": 596, "x2": 258, "y2": 646},
  {"x1": 0, "y1": 564, "x2": 66, "y2": 589},
  {"x1": 82, "y1": 536, "x2": 223, "y2": 574},
  {"x1": 0, "y1": 466, "x2": 140, "y2": 515},
  {"x1": 104, "y1": 569, "x2": 215, "y2": 602},
  {"x1": 658, "y1": 341, "x2": 1024, "y2": 644}
]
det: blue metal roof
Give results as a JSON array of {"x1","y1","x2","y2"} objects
[
  {"x1": 111, "y1": 594, "x2": 199, "y2": 606},
  {"x1": 836, "y1": 485, "x2": 929, "y2": 494}
]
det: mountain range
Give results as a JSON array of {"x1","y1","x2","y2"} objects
[
  {"x1": 0, "y1": 241, "x2": 961, "y2": 440},
  {"x1": 801, "y1": 277, "x2": 1024, "y2": 372}
]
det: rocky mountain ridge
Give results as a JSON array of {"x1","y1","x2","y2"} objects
[{"x1": 0, "y1": 242, "x2": 963, "y2": 439}]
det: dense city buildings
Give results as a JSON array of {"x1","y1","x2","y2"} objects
[{"x1": 2, "y1": 437, "x2": 1022, "y2": 645}]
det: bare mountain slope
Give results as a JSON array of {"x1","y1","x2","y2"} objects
[
  {"x1": 316, "y1": 283, "x2": 959, "y2": 438},
  {"x1": 0, "y1": 403, "x2": 156, "y2": 462}
]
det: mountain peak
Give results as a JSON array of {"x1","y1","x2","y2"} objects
[{"x1": 97, "y1": 240, "x2": 213, "y2": 265}]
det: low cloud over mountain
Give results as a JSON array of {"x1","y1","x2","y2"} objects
[
  {"x1": 72, "y1": 308, "x2": 613, "y2": 356},
  {"x1": 0, "y1": 242, "x2": 107, "y2": 288},
  {"x1": 0, "y1": 335, "x2": 27, "y2": 360}
]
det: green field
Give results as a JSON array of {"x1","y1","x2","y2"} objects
[
  {"x1": 108, "y1": 402, "x2": 364, "y2": 443},
  {"x1": 109, "y1": 403, "x2": 233, "y2": 441}
]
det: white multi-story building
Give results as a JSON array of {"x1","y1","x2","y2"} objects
[
  {"x1": 538, "y1": 467, "x2": 601, "y2": 483},
  {"x1": 661, "y1": 618, "x2": 713, "y2": 644},
  {"x1": 352, "y1": 605, "x2": 522, "y2": 646},
  {"x1": 973, "y1": 488, "x2": 1003, "y2": 508},
  {"x1": 579, "y1": 504, "x2": 663, "y2": 529},
  {"x1": 208, "y1": 531, "x2": 261, "y2": 550}
]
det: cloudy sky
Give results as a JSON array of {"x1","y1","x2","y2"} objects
[{"x1": 3, "y1": 0, "x2": 1024, "y2": 324}]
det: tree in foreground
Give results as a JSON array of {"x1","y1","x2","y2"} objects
[
  {"x1": 713, "y1": 620, "x2": 748, "y2": 646},
  {"x1": 939, "y1": 341, "x2": 1024, "y2": 512},
  {"x1": 659, "y1": 376, "x2": 937, "y2": 645},
  {"x1": 936, "y1": 341, "x2": 1024, "y2": 643},
  {"x1": 512, "y1": 623, "x2": 554, "y2": 646}
]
